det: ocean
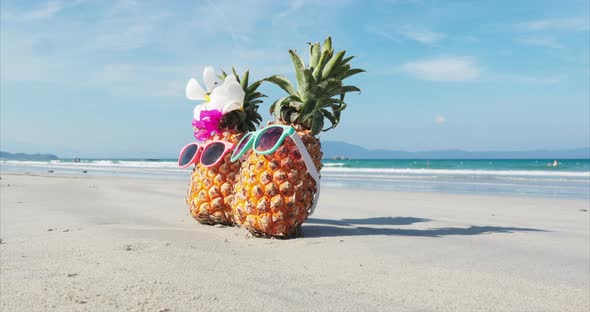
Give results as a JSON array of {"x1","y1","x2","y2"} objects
[{"x1": 2, "y1": 158, "x2": 589, "y2": 199}]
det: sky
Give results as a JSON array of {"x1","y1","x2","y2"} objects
[{"x1": 1, "y1": 0, "x2": 589, "y2": 158}]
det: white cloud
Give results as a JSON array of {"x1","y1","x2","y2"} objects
[
  {"x1": 364, "y1": 25, "x2": 402, "y2": 43},
  {"x1": 22, "y1": 1, "x2": 65, "y2": 20},
  {"x1": 435, "y1": 115, "x2": 447, "y2": 124},
  {"x1": 519, "y1": 17, "x2": 589, "y2": 31},
  {"x1": 87, "y1": 63, "x2": 189, "y2": 97},
  {"x1": 278, "y1": 0, "x2": 352, "y2": 16},
  {"x1": 83, "y1": 2, "x2": 171, "y2": 52},
  {"x1": 85, "y1": 60, "x2": 287, "y2": 98},
  {"x1": 500, "y1": 74, "x2": 563, "y2": 85},
  {"x1": 400, "y1": 57, "x2": 480, "y2": 82},
  {"x1": 519, "y1": 36, "x2": 563, "y2": 49},
  {"x1": 0, "y1": 31, "x2": 75, "y2": 83},
  {"x1": 88, "y1": 24, "x2": 154, "y2": 51},
  {"x1": 398, "y1": 26, "x2": 445, "y2": 44},
  {"x1": 365, "y1": 24, "x2": 445, "y2": 45},
  {"x1": 17, "y1": 0, "x2": 89, "y2": 21},
  {"x1": 191, "y1": 0, "x2": 273, "y2": 41},
  {"x1": 514, "y1": 75, "x2": 562, "y2": 85},
  {"x1": 278, "y1": 0, "x2": 304, "y2": 17}
]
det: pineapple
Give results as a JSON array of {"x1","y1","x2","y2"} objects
[
  {"x1": 231, "y1": 37, "x2": 363, "y2": 237},
  {"x1": 187, "y1": 69, "x2": 264, "y2": 225}
]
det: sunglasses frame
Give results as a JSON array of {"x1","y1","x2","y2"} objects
[
  {"x1": 178, "y1": 140, "x2": 234, "y2": 169},
  {"x1": 230, "y1": 125, "x2": 321, "y2": 215}
]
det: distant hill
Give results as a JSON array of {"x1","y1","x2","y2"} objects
[
  {"x1": 321, "y1": 142, "x2": 590, "y2": 159},
  {"x1": 0, "y1": 151, "x2": 59, "y2": 161}
]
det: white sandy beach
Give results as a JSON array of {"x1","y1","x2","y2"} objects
[{"x1": 0, "y1": 173, "x2": 588, "y2": 311}]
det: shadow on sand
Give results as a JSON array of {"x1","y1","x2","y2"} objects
[{"x1": 302, "y1": 217, "x2": 546, "y2": 238}]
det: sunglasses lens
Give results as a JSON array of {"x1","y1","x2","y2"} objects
[
  {"x1": 179, "y1": 144, "x2": 199, "y2": 167},
  {"x1": 201, "y1": 142, "x2": 226, "y2": 166},
  {"x1": 255, "y1": 127, "x2": 284, "y2": 152},
  {"x1": 232, "y1": 133, "x2": 252, "y2": 159}
]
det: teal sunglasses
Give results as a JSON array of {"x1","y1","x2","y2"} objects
[{"x1": 230, "y1": 124, "x2": 321, "y2": 215}]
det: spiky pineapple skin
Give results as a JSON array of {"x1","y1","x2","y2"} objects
[
  {"x1": 231, "y1": 124, "x2": 322, "y2": 237},
  {"x1": 186, "y1": 130, "x2": 243, "y2": 225}
]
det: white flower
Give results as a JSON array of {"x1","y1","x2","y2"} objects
[
  {"x1": 208, "y1": 75, "x2": 245, "y2": 114},
  {"x1": 186, "y1": 66, "x2": 220, "y2": 101},
  {"x1": 193, "y1": 74, "x2": 245, "y2": 120},
  {"x1": 193, "y1": 102, "x2": 208, "y2": 121}
]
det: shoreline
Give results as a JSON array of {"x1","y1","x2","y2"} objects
[
  {"x1": 1, "y1": 173, "x2": 589, "y2": 311},
  {"x1": 2, "y1": 169, "x2": 589, "y2": 200}
]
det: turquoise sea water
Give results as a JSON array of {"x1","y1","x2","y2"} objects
[
  {"x1": 322, "y1": 158, "x2": 590, "y2": 172},
  {"x1": 2, "y1": 158, "x2": 589, "y2": 199},
  {"x1": 319, "y1": 159, "x2": 589, "y2": 199}
]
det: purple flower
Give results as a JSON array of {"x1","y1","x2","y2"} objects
[{"x1": 192, "y1": 109, "x2": 223, "y2": 141}]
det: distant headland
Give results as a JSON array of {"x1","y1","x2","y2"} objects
[
  {"x1": 0, "y1": 151, "x2": 59, "y2": 161},
  {"x1": 3, "y1": 144, "x2": 589, "y2": 161},
  {"x1": 321, "y1": 142, "x2": 590, "y2": 159}
]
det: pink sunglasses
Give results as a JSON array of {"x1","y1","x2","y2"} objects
[{"x1": 178, "y1": 140, "x2": 234, "y2": 168}]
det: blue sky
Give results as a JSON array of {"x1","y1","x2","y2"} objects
[{"x1": 1, "y1": 0, "x2": 588, "y2": 158}]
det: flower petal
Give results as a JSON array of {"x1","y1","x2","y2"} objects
[
  {"x1": 223, "y1": 79, "x2": 245, "y2": 104},
  {"x1": 194, "y1": 128, "x2": 210, "y2": 141},
  {"x1": 186, "y1": 78, "x2": 206, "y2": 100},
  {"x1": 224, "y1": 74, "x2": 237, "y2": 83},
  {"x1": 221, "y1": 101, "x2": 243, "y2": 114},
  {"x1": 203, "y1": 66, "x2": 218, "y2": 92},
  {"x1": 192, "y1": 109, "x2": 223, "y2": 141},
  {"x1": 206, "y1": 75, "x2": 245, "y2": 114},
  {"x1": 206, "y1": 95, "x2": 224, "y2": 111},
  {"x1": 193, "y1": 103, "x2": 207, "y2": 120}
]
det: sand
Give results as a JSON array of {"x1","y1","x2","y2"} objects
[{"x1": 0, "y1": 173, "x2": 588, "y2": 311}]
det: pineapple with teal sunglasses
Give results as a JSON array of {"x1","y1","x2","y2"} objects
[
  {"x1": 230, "y1": 36, "x2": 362, "y2": 238},
  {"x1": 230, "y1": 124, "x2": 321, "y2": 216}
]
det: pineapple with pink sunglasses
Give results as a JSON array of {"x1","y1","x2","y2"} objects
[{"x1": 181, "y1": 67, "x2": 264, "y2": 225}]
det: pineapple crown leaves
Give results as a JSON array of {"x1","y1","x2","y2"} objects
[
  {"x1": 217, "y1": 67, "x2": 265, "y2": 132},
  {"x1": 264, "y1": 36, "x2": 364, "y2": 136}
]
